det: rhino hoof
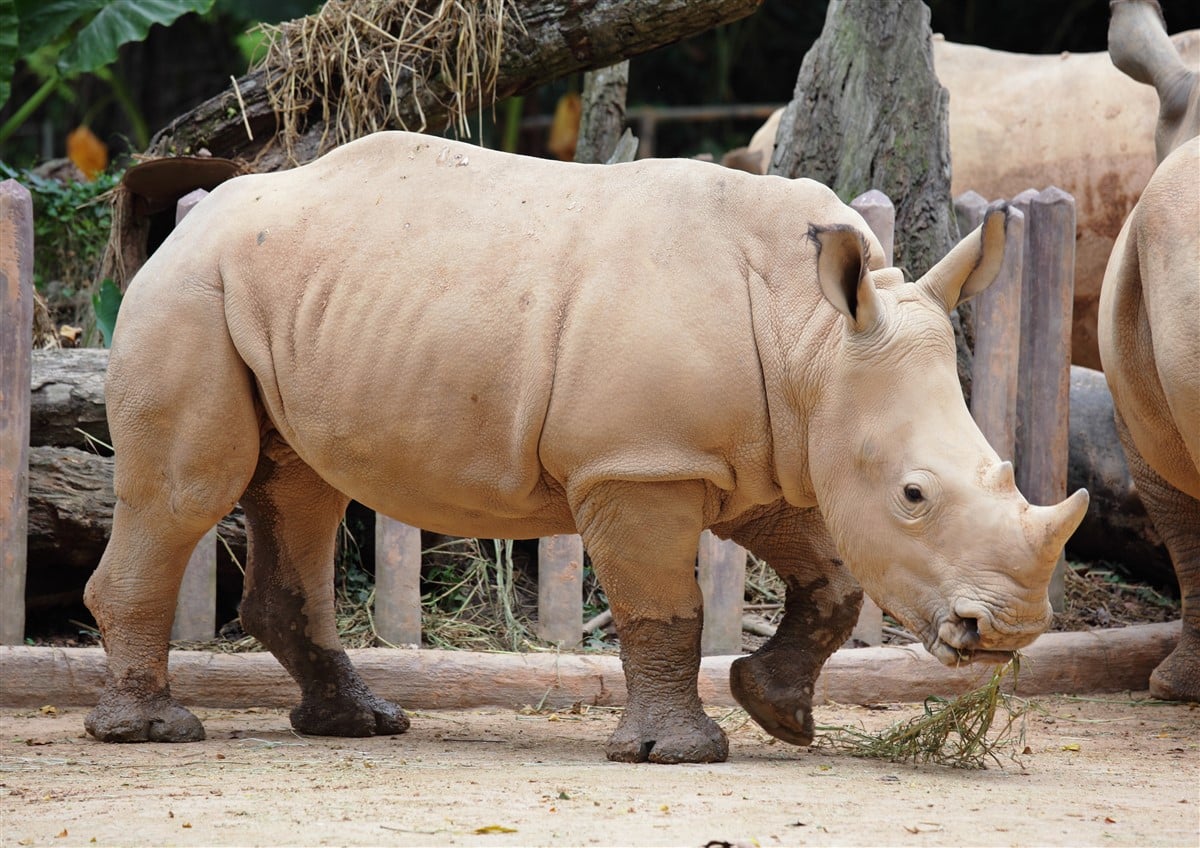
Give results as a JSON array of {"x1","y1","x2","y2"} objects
[
  {"x1": 605, "y1": 712, "x2": 728, "y2": 764},
  {"x1": 291, "y1": 694, "x2": 410, "y2": 737},
  {"x1": 1148, "y1": 647, "x2": 1200, "y2": 704},
  {"x1": 729, "y1": 654, "x2": 815, "y2": 746},
  {"x1": 85, "y1": 694, "x2": 206, "y2": 743}
]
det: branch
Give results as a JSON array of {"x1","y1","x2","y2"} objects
[{"x1": 146, "y1": 0, "x2": 763, "y2": 171}]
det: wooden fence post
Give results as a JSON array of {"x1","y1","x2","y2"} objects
[
  {"x1": 846, "y1": 189, "x2": 895, "y2": 646},
  {"x1": 1014, "y1": 187, "x2": 1076, "y2": 609},
  {"x1": 1, "y1": 180, "x2": 34, "y2": 645},
  {"x1": 169, "y1": 189, "x2": 218, "y2": 642},
  {"x1": 851, "y1": 189, "x2": 895, "y2": 266},
  {"x1": 171, "y1": 532, "x2": 216, "y2": 641},
  {"x1": 374, "y1": 517, "x2": 423, "y2": 646},
  {"x1": 698, "y1": 530, "x2": 746, "y2": 656},
  {"x1": 956, "y1": 192, "x2": 1025, "y2": 462},
  {"x1": 537, "y1": 535, "x2": 584, "y2": 648}
]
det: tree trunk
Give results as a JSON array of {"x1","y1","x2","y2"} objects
[
  {"x1": 146, "y1": 0, "x2": 763, "y2": 171},
  {"x1": 768, "y1": 0, "x2": 973, "y2": 398},
  {"x1": 575, "y1": 62, "x2": 631, "y2": 165}
]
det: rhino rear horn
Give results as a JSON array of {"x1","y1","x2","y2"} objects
[
  {"x1": 917, "y1": 202, "x2": 1009, "y2": 312},
  {"x1": 810, "y1": 224, "x2": 879, "y2": 332}
]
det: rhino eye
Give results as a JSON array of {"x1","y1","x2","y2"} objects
[{"x1": 903, "y1": 484, "x2": 924, "y2": 503}]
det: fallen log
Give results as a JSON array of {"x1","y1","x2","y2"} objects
[
  {"x1": 30, "y1": 348, "x2": 109, "y2": 450},
  {"x1": 0, "y1": 621, "x2": 1179, "y2": 709},
  {"x1": 146, "y1": 0, "x2": 764, "y2": 171}
]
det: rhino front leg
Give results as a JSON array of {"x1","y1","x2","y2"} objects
[
  {"x1": 1116, "y1": 416, "x2": 1200, "y2": 702},
  {"x1": 718, "y1": 502, "x2": 862, "y2": 745},
  {"x1": 575, "y1": 480, "x2": 727, "y2": 763},
  {"x1": 238, "y1": 439, "x2": 409, "y2": 737}
]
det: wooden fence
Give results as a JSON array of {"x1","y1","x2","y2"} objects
[{"x1": 0, "y1": 178, "x2": 1075, "y2": 651}]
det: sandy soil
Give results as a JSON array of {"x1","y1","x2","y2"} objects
[{"x1": 1, "y1": 696, "x2": 1197, "y2": 848}]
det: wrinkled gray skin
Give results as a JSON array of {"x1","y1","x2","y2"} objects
[
  {"x1": 84, "y1": 133, "x2": 1087, "y2": 763},
  {"x1": 1101, "y1": 0, "x2": 1200, "y2": 703}
]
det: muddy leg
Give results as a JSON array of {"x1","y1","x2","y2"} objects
[
  {"x1": 718, "y1": 502, "x2": 862, "y2": 745},
  {"x1": 84, "y1": 291, "x2": 260, "y2": 742},
  {"x1": 238, "y1": 438, "x2": 409, "y2": 736},
  {"x1": 575, "y1": 480, "x2": 727, "y2": 763},
  {"x1": 1116, "y1": 415, "x2": 1200, "y2": 702}
]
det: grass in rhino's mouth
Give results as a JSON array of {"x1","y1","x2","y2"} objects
[{"x1": 814, "y1": 657, "x2": 1028, "y2": 769}]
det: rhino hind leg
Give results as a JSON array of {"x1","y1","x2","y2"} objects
[
  {"x1": 84, "y1": 293, "x2": 261, "y2": 743},
  {"x1": 575, "y1": 480, "x2": 727, "y2": 763},
  {"x1": 86, "y1": 498, "x2": 231, "y2": 743},
  {"x1": 721, "y1": 503, "x2": 862, "y2": 745},
  {"x1": 237, "y1": 440, "x2": 409, "y2": 737},
  {"x1": 1115, "y1": 416, "x2": 1200, "y2": 703}
]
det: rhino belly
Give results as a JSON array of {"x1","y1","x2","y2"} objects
[{"x1": 222, "y1": 242, "x2": 576, "y2": 537}]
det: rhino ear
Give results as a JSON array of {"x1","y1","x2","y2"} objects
[
  {"x1": 917, "y1": 202, "x2": 1009, "y2": 312},
  {"x1": 1108, "y1": 0, "x2": 1180, "y2": 89},
  {"x1": 810, "y1": 224, "x2": 879, "y2": 332}
]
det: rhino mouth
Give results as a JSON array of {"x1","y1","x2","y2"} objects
[{"x1": 927, "y1": 615, "x2": 1015, "y2": 666}]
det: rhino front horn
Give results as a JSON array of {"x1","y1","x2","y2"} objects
[{"x1": 1027, "y1": 488, "x2": 1090, "y2": 560}]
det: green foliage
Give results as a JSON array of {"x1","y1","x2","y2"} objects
[
  {"x1": 233, "y1": 28, "x2": 270, "y2": 66},
  {"x1": 91, "y1": 278, "x2": 122, "y2": 347},
  {"x1": 0, "y1": 161, "x2": 118, "y2": 302},
  {"x1": 0, "y1": 0, "x2": 18, "y2": 109},
  {"x1": 0, "y1": 0, "x2": 216, "y2": 144},
  {"x1": 58, "y1": 0, "x2": 215, "y2": 77}
]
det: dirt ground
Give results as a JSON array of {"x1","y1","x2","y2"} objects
[{"x1": 1, "y1": 696, "x2": 1197, "y2": 848}]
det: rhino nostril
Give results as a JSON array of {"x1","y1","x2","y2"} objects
[{"x1": 959, "y1": 616, "x2": 981, "y2": 647}]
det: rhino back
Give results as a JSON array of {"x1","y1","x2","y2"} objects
[
  {"x1": 169, "y1": 132, "x2": 841, "y2": 532},
  {"x1": 936, "y1": 32, "x2": 1199, "y2": 369}
]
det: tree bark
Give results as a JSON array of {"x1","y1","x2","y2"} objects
[
  {"x1": 575, "y1": 62, "x2": 631, "y2": 165},
  {"x1": 30, "y1": 349, "x2": 110, "y2": 451},
  {"x1": 768, "y1": 0, "x2": 973, "y2": 398},
  {"x1": 146, "y1": 0, "x2": 763, "y2": 171}
]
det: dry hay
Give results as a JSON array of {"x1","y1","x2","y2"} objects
[
  {"x1": 1054, "y1": 562, "x2": 1178, "y2": 631},
  {"x1": 817, "y1": 659, "x2": 1029, "y2": 769},
  {"x1": 253, "y1": 0, "x2": 521, "y2": 164}
]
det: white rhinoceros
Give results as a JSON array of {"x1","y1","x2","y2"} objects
[
  {"x1": 724, "y1": 27, "x2": 1200, "y2": 370},
  {"x1": 84, "y1": 132, "x2": 1088, "y2": 763},
  {"x1": 1099, "y1": 0, "x2": 1200, "y2": 703}
]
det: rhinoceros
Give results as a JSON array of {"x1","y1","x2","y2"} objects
[
  {"x1": 724, "y1": 26, "x2": 1200, "y2": 371},
  {"x1": 1099, "y1": 0, "x2": 1199, "y2": 703},
  {"x1": 84, "y1": 132, "x2": 1088, "y2": 763}
]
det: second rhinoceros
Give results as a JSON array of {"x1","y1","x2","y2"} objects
[{"x1": 84, "y1": 132, "x2": 1088, "y2": 763}]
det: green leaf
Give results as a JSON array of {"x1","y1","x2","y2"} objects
[
  {"x1": 92, "y1": 278, "x2": 123, "y2": 348},
  {"x1": 58, "y1": 0, "x2": 214, "y2": 77},
  {"x1": 0, "y1": 0, "x2": 17, "y2": 109},
  {"x1": 16, "y1": 0, "x2": 106, "y2": 56}
]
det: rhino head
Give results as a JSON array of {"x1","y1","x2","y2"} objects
[{"x1": 800, "y1": 205, "x2": 1088, "y2": 665}]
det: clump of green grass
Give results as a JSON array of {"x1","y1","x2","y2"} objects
[{"x1": 817, "y1": 658, "x2": 1029, "y2": 769}]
